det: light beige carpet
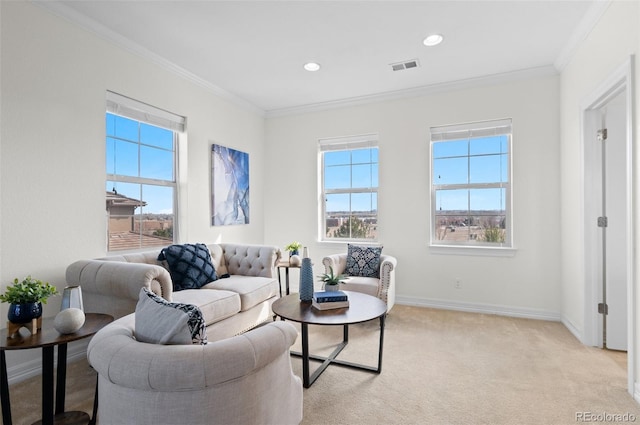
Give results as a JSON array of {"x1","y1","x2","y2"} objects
[{"x1": 4, "y1": 305, "x2": 639, "y2": 425}]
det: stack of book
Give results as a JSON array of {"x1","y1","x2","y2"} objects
[{"x1": 312, "y1": 290, "x2": 349, "y2": 310}]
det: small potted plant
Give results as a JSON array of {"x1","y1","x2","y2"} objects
[
  {"x1": 318, "y1": 266, "x2": 347, "y2": 291},
  {"x1": 285, "y1": 241, "x2": 303, "y2": 257},
  {"x1": 0, "y1": 276, "x2": 58, "y2": 324}
]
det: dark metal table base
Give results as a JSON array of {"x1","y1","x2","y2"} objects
[
  {"x1": 291, "y1": 315, "x2": 385, "y2": 388},
  {"x1": 1, "y1": 344, "x2": 98, "y2": 425},
  {"x1": 277, "y1": 267, "x2": 291, "y2": 297}
]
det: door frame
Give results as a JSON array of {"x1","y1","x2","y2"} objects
[{"x1": 581, "y1": 55, "x2": 634, "y2": 395}]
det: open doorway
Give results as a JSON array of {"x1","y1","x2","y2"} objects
[{"x1": 582, "y1": 56, "x2": 634, "y2": 395}]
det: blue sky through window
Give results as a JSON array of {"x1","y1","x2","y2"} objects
[
  {"x1": 433, "y1": 135, "x2": 508, "y2": 212},
  {"x1": 324, "y1": 147, "x2": 378, "y2": 213},
  {"x1": 106, "y1": 113, "x2": 175, "y2": 214}
]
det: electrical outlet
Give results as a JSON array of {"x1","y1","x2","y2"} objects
[{"x1": 455, "y1": 278, "x2": 462, "y2": 289}]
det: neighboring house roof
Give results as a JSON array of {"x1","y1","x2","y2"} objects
[
  {"x1": 106, "y1": 190, "x2": 146, "y2": 210},
  {"x1": 108, "y1": 231, "x2": 169, "y2": 251}
]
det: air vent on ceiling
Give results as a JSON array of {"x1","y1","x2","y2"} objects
[{"x1": 390, "y1": 59, "x2": 420, "y2": 71}]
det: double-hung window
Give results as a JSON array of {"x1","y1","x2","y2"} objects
[
  {"x1": 319, "y1": 134, "x2": 378, "y2": 241},
  {"x1": 105, "y1": 91, "x2": 185, "y2": 251},
  {"x1": 430, "y1": 119, "x2": 512, "y2": 249}
]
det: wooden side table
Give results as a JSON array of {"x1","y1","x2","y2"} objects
[
  {"x1": 0, "y1": 313, "x2": 114, "y2": 425},
  {"x1": 276, "y1": 260, "x2": 300, "y2": 296}
]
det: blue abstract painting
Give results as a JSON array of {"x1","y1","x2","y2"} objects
[{"x1": 211, "y1": 144, "x2": 249, "y2": 226}]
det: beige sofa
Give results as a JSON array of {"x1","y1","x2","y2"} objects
[
  {"x1": 69, "y1": 243, "x2": 303, "y2": 424},
  {"x1": 66, "y1": 243, "x2": 282, "y2": 340}
]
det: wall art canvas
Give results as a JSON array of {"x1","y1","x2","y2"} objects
[{"x1": 211, "y1": 144, "x2": 250, "y2": 226}]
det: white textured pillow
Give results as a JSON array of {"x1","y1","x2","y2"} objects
[{"x1": 135, "y1": 288, "x2": 207, "y2": 345}]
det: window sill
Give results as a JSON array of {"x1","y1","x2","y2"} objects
[{"x1": 429, "y1": 244, "x2": 517, "y2": 257}]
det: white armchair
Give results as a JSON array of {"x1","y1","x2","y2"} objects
[{"x1": 322, "y1": 253, "x2": 397, "y2": 311}]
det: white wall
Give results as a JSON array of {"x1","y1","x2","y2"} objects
[
  {"x1": 0, "y1": 2, "x2": 266, "y2": 370},
  {"x1": 264, "y1": 74, "x2": 562, "y2": 318},
  {"x1": 558, "y1": 0, "x2": 639, "y2": 393}
]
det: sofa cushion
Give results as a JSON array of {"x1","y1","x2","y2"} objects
[
  {"x1": 158, "y1": 243, "x2": 217, "y2": 291},
  {"x1": 341, "y1": 276, "x2": 380, "y2": 298},
  {"x1": 172, "y1": 289, "x2": 241, "y2": 326},
  {"x1": 203, "y1": 276, "x2": 278, "y2": 312},
  {"x1": 345, "y1": 244, "x2": 382, "y2": 278},
  {"x1": 135, "y1": 288, "x2": 207, "y2": 345}
]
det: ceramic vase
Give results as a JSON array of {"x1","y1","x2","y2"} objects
[
  {"x1": 61, "y1": 285, "x2": 84, "y2": 311},
  {"x1": 299, "y1": 257, "x2": 314, "y2": 302},
  {"x1": 8, "y1": 302, "x2": 42, "y2": 324}
]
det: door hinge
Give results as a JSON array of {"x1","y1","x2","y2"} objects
[
  {"x1": 597, "y1": 128, "x2": 608, "y2": 142},
  {"x1": 597, "y1": 216, "x2": 608, "y2": 227},
  {"x1": 598, "y1": 303, "x2": 608, "y2": 315}
]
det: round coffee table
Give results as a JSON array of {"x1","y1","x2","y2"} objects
[{"x1": 272, "y1": 291, "x2": 386, "y2": 388}]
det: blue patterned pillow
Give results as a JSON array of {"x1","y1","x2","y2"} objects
[
  {"x1": 345, "y1": 244, "x2": 383, "y2": 278},
  {"x1": 135, "y1": 288, "x2": 208, "y2": 345},
  {"x1": 158, "y1": 243, "x2": 217, "y2": 291}
]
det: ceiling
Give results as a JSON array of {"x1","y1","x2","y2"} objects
[{"x1": 37, "y1": 1, "x2": 603, "y2": 115}]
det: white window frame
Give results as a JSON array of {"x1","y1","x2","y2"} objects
[
  {"x1": 105, "y1": 91, "x2": 185, "y2": 251},
  {"x1": 429, "y1": 118, "x2": 514, "y2": 255},
  {"x1": 318, "y1": 134, "x2": 379, "y2": 243}
]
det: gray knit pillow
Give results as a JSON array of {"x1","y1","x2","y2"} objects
[{"x1": 135, "y1": 288, "x2": 207, "y2": 345}]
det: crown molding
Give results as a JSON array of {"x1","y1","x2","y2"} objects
[
  {"x1": 32, "y1": 1, "x2": 265, "y2": 117},
  {"x1": 554, "y1": 0, "x2": 612, "y2": 72},
  {"x1": 265, "y1": 65, "x2": 558, "y2": 118}
]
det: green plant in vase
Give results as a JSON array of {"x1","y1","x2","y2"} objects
[
  {"x1": 0, "y1": 276, "x2": 58, "y2": 324},
  {"x1": 318, "y1": 266, "x2": 347, "y2": 291},
  {"x1": 285, "y1": 241, "x2": 303, "y2": 257}
]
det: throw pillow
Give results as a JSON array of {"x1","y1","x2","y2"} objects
[
  {"x1": 345, "y1": 244, "x2": 383, "y2": 278},
  {"x1": 135, "y1": 288, "x2": 208, "y2": 345},
  {"x1": 157, "y1": 243, "x2": 217, "y2": 291}
]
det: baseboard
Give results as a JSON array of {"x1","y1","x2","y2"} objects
[
  {"x1": 634, "y1": 383, "x2": 640, "y2": 403},
  {"x1": 395, "y1": 295, "x2": 562, "y2": 322},
  {"x1": 6, "y1": 339, "x2": 90, "y2": 385},
  {"x1": 560, "y1": 314, "x2": 586, "y2": 344}
]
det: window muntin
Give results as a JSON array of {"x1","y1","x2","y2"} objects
[
  {"x1": 106, "y1": 101, "x2": 180, "y2": 251},
  {"x1": 431, "y1": 119, "x2": 511, "y2": 248},
  {"x1": 320, "y1": 136, "x2": 378, "y2": 241}
]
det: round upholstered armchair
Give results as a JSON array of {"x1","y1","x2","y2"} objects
[
  {"x1": 87, "y1": 314, "x2": 303, "y2": 425},
  {"x1": 322, "y1": 245, "x2": 397, "y2": 312}
]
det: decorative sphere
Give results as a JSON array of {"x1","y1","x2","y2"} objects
[
  {"x1": 54, "y1": 308, "x2": 85, "y2": 334},
  {"x1": 289, "y1": 255, "x2": 301, "y2": 266}
]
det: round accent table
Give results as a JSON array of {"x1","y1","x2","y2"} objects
[
  {"x1": 272, "y1": 291, "x2": 386, "y2": 388},
  {"x1": 0, "y1": 313, "x2": 114, "y2": 425}
]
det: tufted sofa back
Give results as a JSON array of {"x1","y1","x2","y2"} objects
[
  {"x1": 98, "y1": 243, "x2": 280, "y2": 279},
  {"x1": 218, "y1": 243, "x2": 279, "y2": 278}
]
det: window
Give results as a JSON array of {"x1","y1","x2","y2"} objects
[
  {"x1": 430, "y1": 119, "x2": 512, "y2": 248},
  {"x1": 319, "y1": 134, "x2": 378, "y2": 241},
  {"x1": 105, "y1": 91, "x2": 184, "y2": 251}
]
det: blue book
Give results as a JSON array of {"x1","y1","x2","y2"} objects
[{"x1": 313, "y1": 291, "x2": 348, "y2": 303}]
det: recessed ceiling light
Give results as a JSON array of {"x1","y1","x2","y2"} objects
[
  {"x1": 423, "y1": 34, "x2": 444, "y2": 47},
  {"x1": 304, "y1": 62, "x2": 321, "y2": 72}
]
